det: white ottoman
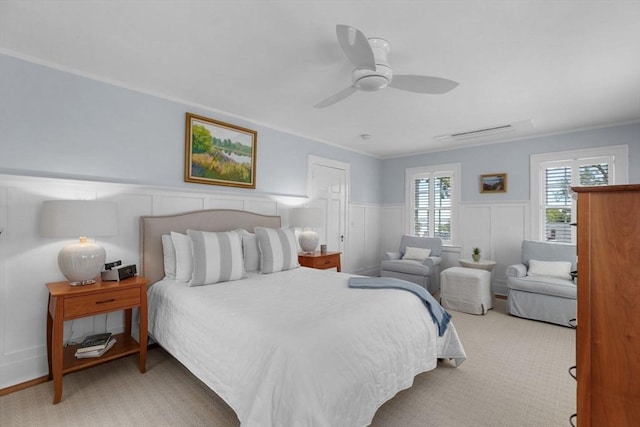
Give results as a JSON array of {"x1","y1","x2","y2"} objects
[{"x1": 440, "y1": 267, "x2": 493, "y2": 315}]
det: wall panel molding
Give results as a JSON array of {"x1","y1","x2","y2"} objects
[
  {"x1": 382, "y1": 201, "x2": 529, "y2": 295},
  {"x1": 0, "y1": 173, "x2": 377, "y2": 389}
]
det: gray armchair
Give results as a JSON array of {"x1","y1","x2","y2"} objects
[
  {"x1": 380, "y1": 235, "x2": 442, "y2": 294},
  {"x1": 506, "y1": 240, "x2": 577, "y2": 327}
]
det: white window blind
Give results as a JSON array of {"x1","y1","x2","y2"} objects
[
  {"x1": 541, "y1": 157, "x2": 612, "y2": 243},
  {"x1": 406, "y1": 164, "x2": 459, "y2": 244},
  {"x1": 413, "y1": 177, "x2": 430, "y2": 236}
]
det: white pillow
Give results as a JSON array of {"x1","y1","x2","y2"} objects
[
  {"x1": 187, "y1": 229, "x2": 246, "y2": 286},
  {"x1": 402, "y1": 246, "x2": 431, "y2": 261},
  {"x1": 171, "y1": 231, "x2": 193, "y2": 282},
  {"x1": 254, "y1": 227, "x2": 299, "y2": 274},
  {"x1": 161, "y1": 234, "x2": 176, "y2": 280},
  {"x1": 239, "y1": 229, "x2": 261, "y2": 272},
  {"x1": 527, "y1": 259, "x2": 572, "y2": 280}
]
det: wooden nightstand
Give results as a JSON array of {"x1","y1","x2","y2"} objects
[
  {"x1": 298, "y1": 251, "x2": 342, "y2": 272},
  {"x1": 46, "y1": 276, "x2": 148, "y2": 404}
]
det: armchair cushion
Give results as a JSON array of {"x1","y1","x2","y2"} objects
[
  {"x1": 380, "y1": 259, "x2": 431, "y2": 276},
  {"x1": 527, "y1": 259, "x2": 572, "y2": 280},
  {"x1": 402, "y1": 247, "x2": 431, "y2": 261},
  {"x1": 508, "y1": 275, "x2": 576, "y2": 299}
]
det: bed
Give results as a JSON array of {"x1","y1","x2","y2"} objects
[{"x1": 140, "y1": 209, "x2": 466, "y2": 427}]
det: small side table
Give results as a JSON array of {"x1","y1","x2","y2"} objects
[
  {"x1": 458, "y1": 258, "x2": 497, "y2": 271},
  {"x1": 46, "y1": 276, "x2": 148, "y2": 404},
  {"x1": 298, "y1": 251, "x2": 342, "y2": 272}
]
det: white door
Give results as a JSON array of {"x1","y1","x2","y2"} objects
[{"x1": 308, "y1": 156, "x2": 349, "y2": 268}]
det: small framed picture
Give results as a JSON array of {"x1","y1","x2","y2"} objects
[
  {"x1": 185, "y1": 113, "x2": 257, "y2": 189},
  {"x1": 480, "y1": 173, "x2": 507, "y2": 193}
]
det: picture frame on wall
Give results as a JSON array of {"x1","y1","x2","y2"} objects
[
  {"x1": 480, "y1": 173, "x2": 507, "y2": 193},
  {"x1": 184, "y1": 113, "x2": 257, "y2": 189}
]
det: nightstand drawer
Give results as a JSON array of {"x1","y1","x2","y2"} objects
[
  {"x1": 64, "y1": 287, "x2": 140, "y2": 318},
  {"x1": 317, "y1": 258, "x2": 338, "y2": 268},
  {"x1": 298, "y1": 251, "x2": 341, "y2": 272}
]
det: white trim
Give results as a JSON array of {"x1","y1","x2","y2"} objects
[
  {"x1": 0, "y1": 173, "x2": 310, "y2": 205},
  {"x1": 405, "y1": 162, "x2": 461, "y2": 245},
  {"x1": 306, "y1": 155, "x2": 351, "y2": 200},
  {"x1": 307, "y1": 155, "x2": 351, "y2": 269},
  {"x1": 529, "y1": 144, "x2": 629, "y2": 240}
]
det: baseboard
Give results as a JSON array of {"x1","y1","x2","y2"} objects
[
  {"x1": 0, "y1": 375, "x2": 48, "y2": 397},
  {"x1": 0, "y1": 342, "x2": 160, "y2": 396},
  {"x1": 492, "y1": 281, "x2": 508, "y2": 296}
]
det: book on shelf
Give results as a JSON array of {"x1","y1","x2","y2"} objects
[
  {"x1": 75, "y1": 337, "x2": 116, "y2": 359},
  {"x1": 76, "y1": 332, "x2": 112, "y2": 353}
]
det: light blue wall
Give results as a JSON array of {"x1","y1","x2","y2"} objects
[
  {"x1": 382, "y1": 123, "x2": 640, "y2": 204},
  {"x1": 0, "y1": 54, "x2": 382, "y2": 203},
  {"x1": 2, "y1": 54, "x2": 638, "y2": 206}
]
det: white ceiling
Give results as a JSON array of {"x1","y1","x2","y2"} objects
[{"x1": 1, "y1": 1, "x2": 639, "y2": 158}]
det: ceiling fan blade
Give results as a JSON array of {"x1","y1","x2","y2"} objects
[
  {"x1": 336, "y1": 24, "x2": 376, "y2": 71},
  {"x1": 389, "y1": 75, "x2": 459, "y2": 94},
  {"x1": 314, "y1": 86, "x2": 358, "y2": 108}
]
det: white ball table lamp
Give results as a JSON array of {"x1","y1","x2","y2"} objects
[
  {"x1": 289, "y1": 207, "x2": 323, "y2": 253},
  {"x1": 40, "y1": 200, "x2": 118, "y2": 285}
]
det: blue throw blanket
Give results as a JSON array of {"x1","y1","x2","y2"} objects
[{"x1": 348, "y1": 277, "x2": 451, "y2": 336}]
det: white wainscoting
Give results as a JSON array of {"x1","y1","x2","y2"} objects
[
  {"x1": 348, "y1": 203, "x2": 383, "y2": 276},
  {"x1": 0, "y1": 174, "x2": 380, "y2": 389},
  {"x1": 459, "y1": 202, "x2": 529, "y2": 295},
  {"x1": 380, "y1": 204, "x2": 405, "y2": 256},
  {"x1": 381, "y1": 201, "x2": 529, "y2": 295}
]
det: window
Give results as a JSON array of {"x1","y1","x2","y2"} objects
[
  {"x1": 406, "y1": 163, "x2": 460, "y2": 245},
  {"x1": 531, "y1": 145, "x2": 628, "y2": 243}
]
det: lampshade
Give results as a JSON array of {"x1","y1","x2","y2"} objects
[
  {"x1": 40, "y1": 200, "x2": 118, "y2": 285},
  {"x1": 289, "y1": 208, "x2": 323, "y2": 228},
  {"x1": 289, "y1": 207, "x2": 323, "y2": 253}
]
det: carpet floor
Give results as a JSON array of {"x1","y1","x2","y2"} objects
[{"x1": 0, "y1": 299, "x2": 576, "y2": 426}]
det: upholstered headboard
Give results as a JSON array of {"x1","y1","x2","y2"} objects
[{"x1": 139, "y1": 209, "x2": 281, "y2": 285}]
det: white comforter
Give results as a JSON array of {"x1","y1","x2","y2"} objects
[{"x1": 147, "y1": 267, "x2": 466, "y2": 427}]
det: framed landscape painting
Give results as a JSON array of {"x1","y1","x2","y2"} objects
[
  {"x1": 480, "y1": 173, "x2": 507, "y2": 193},
  {"x1": 185, "y1": 113, "x2": 257, "y2": 189}
]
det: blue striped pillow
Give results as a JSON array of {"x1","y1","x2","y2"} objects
[
  {"x1": 186, "y1": 229, "x2": 246, "y2": 286},
  {"x1": 255, "y1": 227, "x2": 299, "y2": 274}
]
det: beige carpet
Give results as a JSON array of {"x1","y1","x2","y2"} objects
[{"x1": 1, "y1": 299, "x2": 576, "y2": 427}]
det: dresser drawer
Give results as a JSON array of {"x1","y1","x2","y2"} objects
[{"x1": 64, "y1": 287, "x2": 140, "y2": 318}]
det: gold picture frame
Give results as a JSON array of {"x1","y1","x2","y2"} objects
[
  {"x1": 480, "y1": 173, "x2": 507, "y2": 193},
  {"x1": 185, "y1": 113, "x2": 257, "y2": 189}
]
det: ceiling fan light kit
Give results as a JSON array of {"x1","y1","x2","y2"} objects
[
  {"x1": 353, "y1": 68, "x2": 391, "y2": 91},
  {"x1": 315, "y1": 25, "x2": 459, "y2": 108},
  {"x1": 352, "y1": 38, "x2": 392, "y2": 91}
]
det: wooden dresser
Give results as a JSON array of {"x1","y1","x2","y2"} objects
[{"x1": 572, "y1": 184, "x2": 640, "y2": 426}]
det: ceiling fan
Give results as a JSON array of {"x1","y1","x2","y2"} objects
[{"x1": 314, "y1": 25, "x2": 459, "y2": 108}]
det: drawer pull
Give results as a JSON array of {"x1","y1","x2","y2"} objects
[
  {"x1": 96, "y1": 298, "x2": 116, "y2": 305},
  {"x1": 568, "y1": 365, "x2": 576, "y2": 380}
]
